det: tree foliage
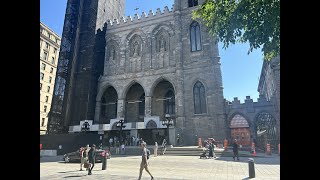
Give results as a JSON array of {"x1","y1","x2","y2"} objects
[{"x1": 192, "y1": 0, "x2": 280, "y2": 61}]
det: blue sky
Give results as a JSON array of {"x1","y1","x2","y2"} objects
[{"x1": 40, "y1": 0, "x2": 263, "y2": 103}]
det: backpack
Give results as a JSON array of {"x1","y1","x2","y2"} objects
[{"x1": 146, "y1": 148, "x2": 150, "y2": 159}]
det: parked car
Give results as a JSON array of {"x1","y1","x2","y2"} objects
[{"x1": 63, "y1": 149, "x2": 110, "y2": 163}]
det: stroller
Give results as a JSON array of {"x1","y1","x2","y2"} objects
[{"x1": 200, "y1": 148, "x2": 208, "y2": 159}]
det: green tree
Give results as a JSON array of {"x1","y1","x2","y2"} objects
[{"x1": 192, "y1": 0, "x2": 280, "y2": 61}]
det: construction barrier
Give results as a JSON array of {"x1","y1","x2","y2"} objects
[
  {"x1": 224, "y1": 139, "x2": 228, "y2": 151},
  {"x1": 198, "y1": 138, "x2": 202, "y2": 148},
  {"x1": 251, "y1": 142, "x2": 256, "y2": 156},
  {"x1": 266, "y1": 143, "x2": 271, "y2": 155}
]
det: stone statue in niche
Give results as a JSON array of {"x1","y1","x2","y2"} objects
[
  {"x1": 132, "y1": 41, "x2": 140, "y2": 57},
  {"x1": 158, "y1": 36, "x2": 167, "y2": 52},
  {"x1": 109, "y1": 46, "x2": 116, "y2": 60}
]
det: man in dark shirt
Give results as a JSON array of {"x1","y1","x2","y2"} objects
[
  {"x1": 233, "y1": 139, "x2": 240, "y2": 161},
  {"x1": 88, "y1": 144, "x2": 96, "y2": 175}
]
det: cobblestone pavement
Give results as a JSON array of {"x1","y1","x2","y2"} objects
[{"x1": 40, "y1": 155, "x2": 280, "y2": 180}]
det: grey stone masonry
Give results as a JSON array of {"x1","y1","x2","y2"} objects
[{"x1": 95, "y1": 0, "x2": 225, "y2": 145}]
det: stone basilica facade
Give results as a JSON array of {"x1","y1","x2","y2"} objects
[{"x1": 50, "y1": 0, "x2": 279, "y2": 148}]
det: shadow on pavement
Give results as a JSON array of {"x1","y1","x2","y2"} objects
[
  {"x1": 58, "y1": 170, "x2": 82, "y2": 173},
  {"x1": 242, "y1": 177, "x2": 251, "y2": 180},
  {"x1": 212, "y1": 156, "x2": 280, "y2": 165},
  {"x1": 63, "y1": 175, "x2": 87, "y2": 178}
]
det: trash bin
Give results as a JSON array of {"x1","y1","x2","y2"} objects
[
  {"x1": 248, "y1": 158, "x2": 255, "y2": 178},
  {"x1": 102, "y1": 152, "x2": 107, "y2": 170}
]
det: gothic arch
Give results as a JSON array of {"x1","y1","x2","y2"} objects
[
  {"x1": 227, "y1": 112, "x2": 252, "y2": 128},
  {"x1": 127, "y1": 34, "x2": 143, "y2": 57},
  {"x1": 151, "y1": 23, "x2": 175, "y2": 36},
  {"x1": 146, "y1": 120, "x2": 157, "y2": 129},
  {"x1": 96, "y1": 83, "x2": 119, "y2": 101},
  {"x1": 105, "y1": 39, "x2": 120, "y2": 62},
  {"x1": 193, "y1": 81, "x2": 207, "y2": 114},
  {"x1": 126, "y1": 28, "x2": 147, "y2": 42},
  {"x1": 122, "y1": 80, "x2": 147, "y2": 99},
  {"x1": 253, "y1": 109, "x2": 278, "y2": 124},
  {"x1": 254, "y1": 111, "x2": 279, "y2": 150},
  {"x1": 111, "y1": 122, "x2": 119, "y2": 130},
  {"x1": 191, "y1": 78, "x2": 209, "y2": 92},
  {"x1": 149, "y1": 76, "x2": 176, "y2": 97}
]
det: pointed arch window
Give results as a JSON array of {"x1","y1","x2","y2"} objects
[
  {"x1": 165, "y1": 90, "x2": 175, "y2": 115},
  {"x1": 188, "y1": 0, "x2": 198, "y2": 7},
  {"x1": 193, "y1": 81, "x2": 206, "y2": 114},
  {"x1": 190, "y1": 21, "x2": 201, "y2": 51}
]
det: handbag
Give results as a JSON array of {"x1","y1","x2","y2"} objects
[{"x1": 84, "y1": 160, "x2": 89, "y2": 168}]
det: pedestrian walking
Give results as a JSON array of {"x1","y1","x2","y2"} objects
[
  {"x1": 138, "y1": 142, "x2": 154, "y2": 180},
  {"x1": 233, "y1": 139, "x2": 240, "y2": 161},
  {"x1": 80, "y1": 144, "x2": 89, "y2": 171},
  {"x1": 115, "y1": 140, "x2": 120, "y2": 154},
  {"x1": 88, "y1": 144, "x2": 96, "y2": 175},
  {"x1": 154, "y1": 142, "x2": 158, "y2": 157}
]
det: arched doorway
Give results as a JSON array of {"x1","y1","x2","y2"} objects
[
  {"x1": 151, "y1": 80, "x2": 175, "y2": 118},
  {"x1": 100, "y1": 86, "x2": 118, "y2": 124},
  {"x1": 230, "y1": 114, "x2": 251, "y2": 146},
  {"x1": 150, "y1": 79, "x2": 175, "y2": 145},
  {"x1": 125, "y1": 83, "x2": 145, "y2": 123},
  {"x1": 255, "y1": 112, "x2": 279, "y2": 151},
  {"x1": 139, "y1": 120, "x2": 161, "y2": 145}
]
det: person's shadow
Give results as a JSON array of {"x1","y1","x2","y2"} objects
[{"x1": 242, "y1": 177, "x2": 253, "y2": 180}]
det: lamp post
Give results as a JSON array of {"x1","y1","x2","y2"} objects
[
  {"x1": 81, "y1": 120, "x2": 90, "y2": 132},
  {"x1": 162, "y1": 114, "x2": 174, "y2": 145},
  {"x1": 116, "y1": 118, "x2": 126, "y2": 144}
]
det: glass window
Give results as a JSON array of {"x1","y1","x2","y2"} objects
[
  {"x1": 190, "y1": 21, "x2": 201, "y2": 51},
  {"x1": 50, "y1": 67, "x2": 54, "y2": 73},
  {"x1": 44, "y1": 105, "x2": 47, "y2": 112},
  {"x1": 40, "y1": 83, "x2": 42, "y2": 90},
  {"x1": 47, "y1": 86, "x2": 50, "y2": 93},
  {"x1": 49, "y1": 76, "x2": 52, "y2": 83},
  {"x1": 45, "y1": 42, "x2": 49, "y2": 49},
  {"x1": 41, "y1": 63, "x2": 46, "y2": 70},
  {"x1": 45, "y1": 96, "x2": 49, "y2": 103},
  {"x1": 51, "y1": 57, "x2": 55, "y2": 64},
  {"x1": 43, "y1": 52, "x2": 48, "y2": 60},
  {"x1": 188, "y1": 0, "x2": 198, "y2": 7},
  {"x1": 40, "y1": 73, "x2": 44, "y2": 80},
  {"x1": 41, "y1": 118, "x2": 45, "y2": 127},
  {"x1": 193, "y1": 81, "x2": 207, "y2": 114}
]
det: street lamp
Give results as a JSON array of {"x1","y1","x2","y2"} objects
[
  {"x1": 81, "y1": 120, "x2": 90, "y2": 132},
  {"x1": 162, "y1": 114, "x2": 174, "y2": 145},
  {"x1": 116, "y1": 118, "x2": 126, "y2": 144}
]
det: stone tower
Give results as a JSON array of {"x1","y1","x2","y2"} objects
[
  {"x1": 49, "y1": 0, "x2": 126, "y2": 133},
  {"x1": 172, "y1": 0, "x2": 226, "y2": 143}
]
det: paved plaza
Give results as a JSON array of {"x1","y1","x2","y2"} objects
[{"x1": 40, "y1": 155, "x2": 280, "y2": 180}]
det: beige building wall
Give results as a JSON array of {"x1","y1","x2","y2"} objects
[{"x1": 40, "y1": 22, "x2": 61, "y2": 135}]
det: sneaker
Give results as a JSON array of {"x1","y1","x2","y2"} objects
[{"x1": 237, "y1": 158, "x2": 240, "y2": 161}]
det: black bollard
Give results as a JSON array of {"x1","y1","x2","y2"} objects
[
  {"x1": 102, "y1": 153, "x2": 107, "y2": 170},
  {"x1": 248, "y1": 158, "x2": 255, "y2": 178}
]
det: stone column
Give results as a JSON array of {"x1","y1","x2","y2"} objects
[
  {"x1": 94, "y1": 101, "x2": 101, "y2": 124},
  {"x1": 117, "y1": 99, "x2": 125, "y2": 118},
  {"x1": 145, "y1": 96, "x2": 152, "y2": 117},
  {"x1": 169, "y1": 127, "x2": 176, "y2": 146}
]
